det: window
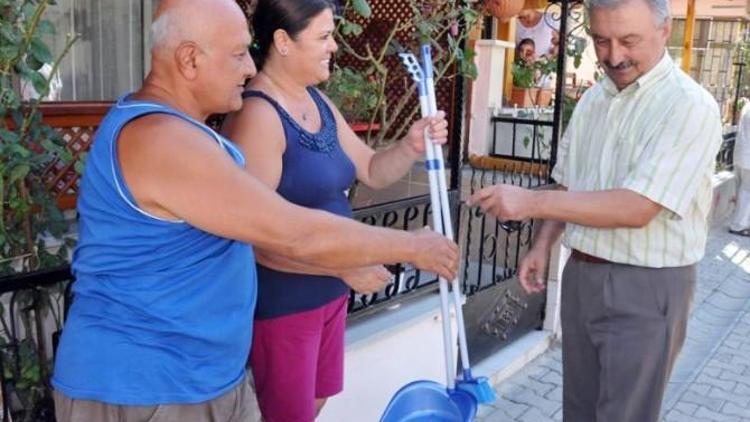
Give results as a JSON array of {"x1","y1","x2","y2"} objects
[{"x1": 44, "y1": 0, "x2": 160, "y2": 101}]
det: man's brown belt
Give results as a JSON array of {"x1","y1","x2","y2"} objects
[{"x1": 571, "y1": 249, "x2": 612, "y2": 264}]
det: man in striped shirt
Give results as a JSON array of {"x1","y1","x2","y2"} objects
[{"x1": 469, "y1": 0, "x2": 723, "y2": 420}]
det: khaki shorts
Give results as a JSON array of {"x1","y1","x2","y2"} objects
[{"x1": 54, "y1": 375, "x2": 261, "y2": 422}]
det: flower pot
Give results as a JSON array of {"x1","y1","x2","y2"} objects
[
  {"x1": 349, "y1": 122, "x2": 381, "y2": 137},
  {"x1": 510, "y1": 87, "x2": 539, "y2": 107},
  {"x1": 484, "y1": 0, "x2": 525, "y2": 22},
  {"x1": 510, "y1": 87, "x2": 553, "y2": 108},
  {"x1": 536, "y1": 88, "x2": 553, "y2": 107},
  {"x1": 523, "y1": 0, "x2": 548, "y2": 10}
]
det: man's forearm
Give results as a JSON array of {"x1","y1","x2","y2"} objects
[
  {"x1": 532, "y1": 189, "x2": 661, "y2": 228},
  {"x1": 285, "y1": 212, "x2": 420, "y2": 270},
  {"x1": 532, "y1": 219, "x2": 566, "y2": 253},
  {"x1": 254, "y1": 249, "x2": 341, "y2": 277}
]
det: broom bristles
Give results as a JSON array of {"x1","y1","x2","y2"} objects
[{"x1": 456, "y1": 376, "x2": 497, "y2": 405}]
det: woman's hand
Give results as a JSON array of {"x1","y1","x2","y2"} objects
[{"x1": 403, "y1": 110, "x2": 449, "y2": 156}]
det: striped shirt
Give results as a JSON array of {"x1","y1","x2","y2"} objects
[{"x1": 551, "y1": 52, "x2": 723, "y2": 268}]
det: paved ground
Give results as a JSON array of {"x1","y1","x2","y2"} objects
[{"x1": 477, "y1": 223, "x2": 750, "y2": 421}]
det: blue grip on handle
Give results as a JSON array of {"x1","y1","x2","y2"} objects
[
  {"x1": 420, "y1": 44, "x2": 434, "y2": 79},
  {"x1": 417, "y1": 80, "x2": 427, "y2": 97},
  {"x1": 425, "y1": 159, "x2": 441, "y2": 170}
]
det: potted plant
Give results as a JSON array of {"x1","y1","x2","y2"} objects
[
  {"x1": 323, "y1": 64, "x2": 381, "y2": 135},
  {"x1": 510, "y1": 59, "x2": 538, "y2": 107},
  {"x1": 510, "y1": 57, "x2": 555, "y2": 108}
]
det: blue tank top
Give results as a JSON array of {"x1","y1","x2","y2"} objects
[
  {"x1": 242, "y1": 88, "x2": 355, "y2": 319},
  {"x1": 52, "y1": 95, "x2": 257, "y2": 405}
]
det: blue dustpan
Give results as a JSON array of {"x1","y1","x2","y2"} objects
[{"x1": 380, "y1": 381, "x2": 477, "y2": 422}]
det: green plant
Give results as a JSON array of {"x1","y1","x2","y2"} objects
[
  {"x1": 332, "y1": 0, "x2": 481, "y2": 148},
  {"x1": 0, "y1": 0, "x2": 79, "y2": 276},
  {"x1": 566, "y1": 35, "x2": 587, "y2": 70},
  {"x1": 323, "y1": 64, "x2": 380, "y2": 123},
  {"x1": 737, "y1": 97, "x2": 747, "y2": 114},
  {"x1": 511, "y1": 60, "x2": 535, "y2": 89},
  {"x1": 512, "y1": 54, "x2": 557, "y2": 90}
]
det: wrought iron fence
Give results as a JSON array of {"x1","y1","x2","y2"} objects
[
  {"x1": 0, "y1": 267, "x2": 72, "y2": 422},
  {"x1": 347, "y1": 193, "x2": 457, "y2": 320},
  {"x1": 490, "y1": 115, "x2": 555, "y2": 165}
]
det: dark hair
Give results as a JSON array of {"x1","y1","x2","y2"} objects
[
  {"x1": 515, "y1": 38, "x2": 535, "y2": 58},
  {"x1": 251, "y1": 0, "x2": 335, "y2": 69},
  {"x1": 517, "y1": 38, "x2": 535, "y2": 50}
]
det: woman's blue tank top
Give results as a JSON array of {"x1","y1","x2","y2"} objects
[
  {"x1": 242, "y1": 87, "x2": 355, "y2": 319},
  {"x1": 51, "y1": 95, "x2": 257, "y2": 405}
]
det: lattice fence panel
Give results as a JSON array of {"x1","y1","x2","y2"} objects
[
  {"x1": 335, "y1": 0, "x2": 458, "y2": 142},
  {"x1": 41, "y1": 126, "x2": 94, "y2": 198},
  {"x1": 35, "y1": 103, "x2": 111, "y2": 209}
]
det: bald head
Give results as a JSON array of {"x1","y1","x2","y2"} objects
[
  {"x1": 151, "y1": 0, "x2": 248, "y2": 57},
  {"x1": 140, "y1": 0, "x2": 255, "y2": 118}
]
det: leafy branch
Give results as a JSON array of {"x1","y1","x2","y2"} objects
[
  {"x1": 331, "y1": 0, "x2": 481, "y2": 149},
  {"x1": 1, "y1": 0, "x2": 79, "y2": 275}
]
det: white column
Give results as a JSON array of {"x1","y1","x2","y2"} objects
[{"x1": 468, "y1": 40, "x2": 515, "y2": 157}]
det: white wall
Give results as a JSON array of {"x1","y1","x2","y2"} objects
[{"x1": 319, "y1": 295, "x2": 458, "y2": 422}]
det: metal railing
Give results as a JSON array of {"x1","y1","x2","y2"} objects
[
  {"x1": 0, "y1": 267, "x2": 73, "y2": 422},
  {"x1": 348, "y1": 192, "x2": 459, "y2": 320},
  {"x1": 490, "y1": 116, "x2": 555, "y2": 166}
]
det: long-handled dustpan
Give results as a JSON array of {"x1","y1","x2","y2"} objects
[{"x1": 380, "y1": 45, "x2": 496, "y2": 422}]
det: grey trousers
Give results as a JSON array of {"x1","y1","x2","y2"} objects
[
  {"x1": 561, "y1": 257, "x2": 695, "y2": 422},
  {"x1": 54, "y1": 374, "x2": 261, "y2": 422}
]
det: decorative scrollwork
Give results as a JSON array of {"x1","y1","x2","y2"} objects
[
  {"x1": 543, "y1": 2, "x2": 563, "y2": 26},
  {"x1": 460, "y1": 166, "x2": 544, "y2": 296},
  {"x1": 481, "y1": 289, "x2": 529, "y2": 340},
  {"x1": 348, "y1": 195, "x2": 448, "y2": 318},
  {"x1": 543, "y1": 1, "x2": 587, "y2": 47}
]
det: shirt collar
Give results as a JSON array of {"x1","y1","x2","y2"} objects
[{"x1": 601, "y1": 50, "x2": 673, "y2": 97}]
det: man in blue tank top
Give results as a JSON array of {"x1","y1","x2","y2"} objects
[{"x1": 51, "y1": 1, "x2": 459, "y2": 421}]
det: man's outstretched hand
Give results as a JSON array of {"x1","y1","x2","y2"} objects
[
  {"x1": 409, "y1": 227, "x2": 459, "y2": 281},
  {"x1": 467, "y1": 184, "x2": 537, "y2": 222}
]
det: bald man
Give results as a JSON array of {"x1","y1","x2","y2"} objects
[{"x1": 50, "y1": 1, "x2": 458, "y2": 421}]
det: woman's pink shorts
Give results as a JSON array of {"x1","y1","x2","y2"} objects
[{"x1": 250, "y1": 295, "x2": 348, "y2": 422}]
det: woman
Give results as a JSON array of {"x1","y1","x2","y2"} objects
[{"x1": 222, "y1": 1, "x2": 449, "y2": 421}]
